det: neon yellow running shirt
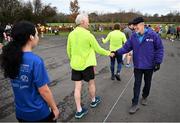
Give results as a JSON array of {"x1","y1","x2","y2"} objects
[
  {"x1": 102, "y1": 30, "x2": 127, "y2": 51},
  {"x1": 67, "y1": 27, "x2": 111, "y2": 71}
]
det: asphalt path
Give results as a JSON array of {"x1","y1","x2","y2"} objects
[{"x1": 1, "y1": 35, "x2": 180, "y2": 122}]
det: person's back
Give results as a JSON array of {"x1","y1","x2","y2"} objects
[
  {"x1": 68, "y1": 26, "x2": 93, "y2": 58},
  {"x1": 67, "y1": 26, "x2": 110, "y2": 71},
  {"x1": 102, "y1": 23, "x2": 126, "y2": 81},
  {"x1": 68, "y1": 27, "x2": 96, "y2": 71},
  {"x1": 67, "y1": 14, "x2": 113, "y2": 119},
  {"x1": 102, "y1": 29, "x2": 126, "y2": 51},
  {"x1": 124, "y1": 26, "x2": 133, "y2": 39},
  {"x1": 1, "y1": 21, "x2": 59, "y2": 122},
  {"x1": 123, "y1": 22, "x2": 134, "y2": 68},
  {"x1": 109, "y1": 30, "x2": 126, "y2": 50},
  {"x1": 12, "y1": 52, "x2": 50, "y2": 121}
]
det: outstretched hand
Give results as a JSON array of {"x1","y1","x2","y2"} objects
[
  {"x1": 109, "y1": 51, "x2": 116, "y2": 57},
  {"x1": 109, "y1": 52, "x2": 115, "y2": 57}
]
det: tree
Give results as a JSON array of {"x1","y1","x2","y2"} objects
[
  {"x1": 41, "y1": 4, "x2": 57, "y2": 23},
  {"x1": 33, "y1": 0, "x2": 42, "y2": 16},
  {"x1": 32, "y1": 0, "x2": 57, "y2": 24},
  {"x1": 0, "y1": 0, "x2": 22, "y2": 25},
  {"x1": 153, "y1": 13, "x2": 159, "y2": 17},
  {"x1": 18, "y1": 1, "x2": 34, "y2": 22},
  {"x1": 89, "y1": 12, "x2": 98, "y2": 22},
  {"x1": 51, "y1": 13, "x2": 69, "y2": 23},
  {"x1": 0, "y1": 0, "x2": 59, "y2": 25},
  {"x1": 69, "y1": 0, "x2": 80, "y2": 22}
]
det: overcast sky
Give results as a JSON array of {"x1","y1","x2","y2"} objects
[{"x1": 26, "y1": 0, "x2": 180, "y2": 15}]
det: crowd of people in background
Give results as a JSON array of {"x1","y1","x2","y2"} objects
[
  {"x1": 0, "y1": 23, "x2": 13, "y2": 49},
  {"x1": 166, "y1": 25, "x2": 180, "y2": 42},
  {"x1": 1, "y1": 22, "x2": 179, "y2": 50},
  {"x1": 37, "y1": 24, "x2": 74, "y2": 38}
]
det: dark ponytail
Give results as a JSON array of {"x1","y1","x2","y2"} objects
[{"x1": 0, "y1": 21, "x2": 36, "y2": 79}]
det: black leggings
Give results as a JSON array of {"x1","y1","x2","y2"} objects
[{"x1": 17, "y1": 112, "x2": 56, "y2": 122}]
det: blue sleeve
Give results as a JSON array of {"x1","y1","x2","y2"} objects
[
  {"x1": 116, "y1": 39, "x2": 133, "y2": 55},
  {"x1": 33, "y1": 58, "x2": 50, "y2": 88},
  {"x1": 154, "y1": 34, "x2": 164, "y2": 64}
]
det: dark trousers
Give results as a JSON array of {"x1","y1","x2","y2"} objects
[
  {"x1": 0, "y1": 37, "x2": 3, "y2": 43},
  {"x1": 110, "y1": 54, "x2": 122, "y2": 75},
  {"x1": 17, "y1": 112, "x2": 56, "y2": 122},
  {"x1": 132, "y1": 68, "x2": 153, "y2": 105}
]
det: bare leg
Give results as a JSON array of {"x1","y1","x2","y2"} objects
[
  {"x1": 88, "y1": 79, "x2": 96, "y2": 101},
  {"x1": 74, "y1": 81, "x2": 82, "y2": 112},
  {"x1": 127, "y1": 53, "x2": 132, "y2": 65}
]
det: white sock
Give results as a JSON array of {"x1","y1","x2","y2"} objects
[
  {"x1": 92, "y1": 97, "x2": 96, "y2": 102},
  {"x1": 122, "y1": 55, "x2": 126, "y2": 61},
  {"x1": 77, "y1": 107, "x2": 82, "y2": 112}
]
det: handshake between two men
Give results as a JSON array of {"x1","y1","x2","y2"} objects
[{"x1": 109, "y1": 50, "x2": 160, "y2": 72}]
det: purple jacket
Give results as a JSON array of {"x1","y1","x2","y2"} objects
[{"x1": 117, "y1": 28, "x2": 164, "y2": 69}]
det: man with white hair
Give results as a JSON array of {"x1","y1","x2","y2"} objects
[
  {"x1": 67, "y1": 14, "x2": 114, "y2": 119},
  {"x1": 116, "y1": 17, "x2": 164, "y2": 114}
]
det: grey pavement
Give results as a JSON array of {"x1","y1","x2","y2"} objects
[{"x1": 0, "y1": 35, "x2": 180, "y2": 122}]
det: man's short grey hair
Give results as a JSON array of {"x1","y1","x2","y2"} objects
[{"x1": 75, "y1": 13, "x2": 88, "y2": 25}]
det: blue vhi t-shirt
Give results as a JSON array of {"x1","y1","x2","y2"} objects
[
  {"x1": 136, "y1": 28, "x2": 148, "y2": 43},
  {"x1": 11, "y1": 52, "x2": 51, "y2": 121}
]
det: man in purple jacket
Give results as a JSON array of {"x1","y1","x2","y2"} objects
[{"x1": 116, "y1": 17, "x2": 164, "y2": 114}]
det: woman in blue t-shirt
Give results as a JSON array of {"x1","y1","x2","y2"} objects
[{"x1": 0, "y1": 21, "x2": 60, "y2": 122}]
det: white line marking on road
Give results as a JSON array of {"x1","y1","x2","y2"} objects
[{"x1": 103, "y1": 74, "x2": 134, "y2": 123}]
